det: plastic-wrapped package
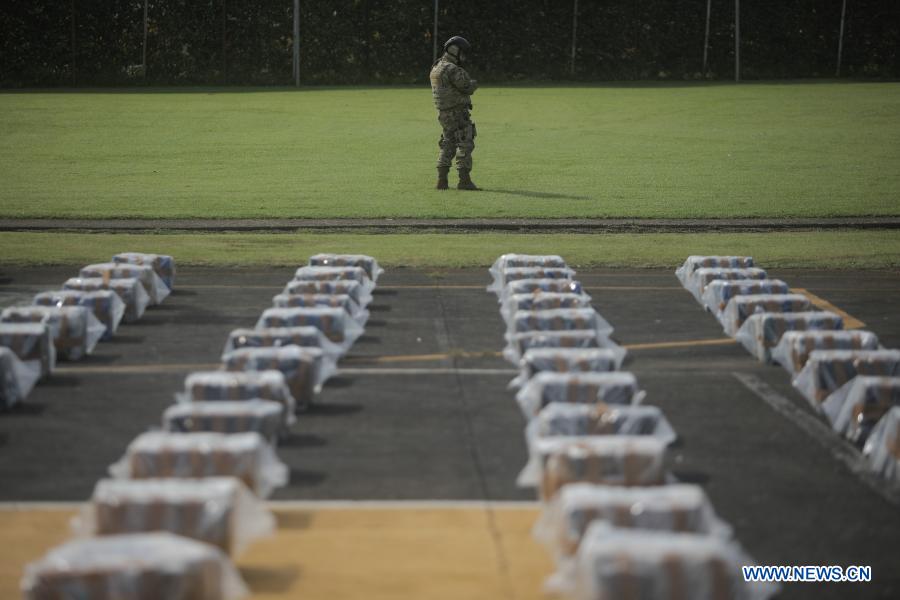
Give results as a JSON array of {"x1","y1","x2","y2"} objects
[
  {"x1": 517, "y1": 372, "x2": 645, "y2": 419},
  {"x1": 675, "y1": 255, "x2": 755, "y2": 287},
  {"x1": 720, "y1": 293, "x2": 811, "y2": 337},
  {"x1": 283, "y1": 279, "x2": 367, "y2": 309},
  {"x1": 502, "y1": 292, "x2": 594, "y2": 323},
  {"x1": 826, "y1": 376, "x2": 900, "y2": 447},
  {"x1": 21, "y1": 532, "x2": 249, "y2": 600},
  {"x1": 0, "y1": 323, "x2": 56, "y2": 376},
  {"x1": 701, "y1": 279, "x2": 790, "y2": 317},
  {"x1": 490, "y1": 254, "x2": 568, "y2": 288},
  {"x1": 112, "y1": 252, "x2": 176, "y2": 290},
  {"x1": 308, "y1": 253, "x2": 383, "y2": 282},
  {"x1": 0, "y1": 305, "x2": 105, "y2": 361},
  {"x1": 490, "y1": 267, "x2": 577, "y2": 295},
  {"x1": 256, "y1": 306, "x2": 363, "y2": 348},
  {"x1": 735, "y1": 311, "x2": 845, "y2": 363},
  {"x1": 73, "y1": 478, "x2": 274, "y2": 556},
  {"x1": 179, "y1": 370, "x2": 297, "y2": 424},
  {"x1": 223, "y1": 345, "x2": 327, "y2": 407},
  {"x1": 534, "y1": 483, "x2": 731, "y2": 562},
  {"x1": 500, "y1": 279, "x2": 589, "y2": 304},
  {"x1": 109, "y1": 432, "x2": 288, "y2": 498},
  {"x1": 566, "y1": 523, "x2": 774, "y2": 600},
  {"x1": 518, "y1": 403, "x2": 676, "y2": 486},
  {"x1": 1, "y1": 347, "x2": 41, "y2": 409},
  {"x1": 505, "y1": 331, "x2": 625, "y2": 365},
  {"x1": 293, "y1": 266, "x2": 374, "y2": 298},
  {"x1": 33, "y1": 289, "x2": 125, "y2": 340},
  {"x1": 63, "y1": 276, "x2": 151, "y2": 323},
  {"x1": 537, "y1": 436, "x2": 668, "y2": 501},
  {"x1": 222, "y1": 326, "x2": 341, "y2": 365},
  {"x1": 272, "y1": 293, "x2": 369, "y2": 326},
  {"x1": 793, "y1": 349, "x2": 900, "y2": 408},
  {"x1": 686, "y1": 267, "x2": 769, "y2": 303},
  {"x1": 163, "y1": 400, "x2": 285, "y2": 443},
  {"x1": 771, "y1": 330, "x2": 881, "y2": 376},
  {"x1": 507, "y1": 308, "x2": 614, "y2": 340},
  {"x1": 863, "y1": 406, "x2": 900, "y2": 484},
  {"x1": 80, "y1": 262, "x2": 170, "y2": 305},
  {"x1": 511, "y1": 347, "x2": 625, "y2": 389}
]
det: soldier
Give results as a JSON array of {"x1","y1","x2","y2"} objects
[{"x1": 430, "y1": 36, "x2": 480, "y2": 190}]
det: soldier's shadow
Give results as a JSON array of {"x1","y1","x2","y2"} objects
[{"x1": 484, "y1": 188, "x2": 591, "y2": 201}]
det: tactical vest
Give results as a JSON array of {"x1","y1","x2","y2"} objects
[{"x1": 430, "y1": 59, "x2": 469, "y2": 111}]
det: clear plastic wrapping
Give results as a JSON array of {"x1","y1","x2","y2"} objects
[
  {"x1": 64, "y1": 276, "x2": 151, "y2": 323},
  {"x1": 490, "y1": 254, "x2": 568, "y2": 288},
  {"x1": 308, "y1": 253, "x2": 383, "y2": 283},
  {"x1": 489, "y1": 267, "x2": 577, "y2": 295},
  {"x1": 826, "y1": 376, "x2": 900, "y2": 447},
  {"x1": 256, "y1": 306, "x2": 363, "y2": 349},
  {"x1": 863, "y1": 406, "x2": 900, "y2": 484},
  {"x1": 686, "y1": 267, "x2": 769, "y2": 302},
  {"x1": 771, "y1": 330, "x2": 881, "y2": 376},
  {"x1": 112, "y1": 252, "x2": 177, "y2": 290},
  {"x1": 719, "y1": 293, "x2": 812, "y2": 337},
  {"x1": 536, "y1": 436, "x2": 668, "y2": 501},
  {"x1": 507, "y1": 308, "x2": 614, "y2": 339},
  {"x1": 505, "y1": 331, "x2": 625, "y2": 365},
  {"x1": 21, "y1": 532, "x2": 249, "y2": 600},
  {"x1": 73, "y1": 477, "x2": 274, "y2": 556},
  {"x1": 511, "y1": 347, "x2": 625, "y2": 389},
  {"x1": 33, "y1": 289, "x2": 126, "y2": 340},
  {"x1": 793, "y1": 349, "x2": 900, "y2": 408},
  {"x1": 179, "y1": 370, "x2": 297, "y2": 425},
  {"x1": 223, "y1": 345, "x2": 327, "y2": 408},
  {"x1": 109, "y1": 431, "x2": 288, "y2": 498},
  {"x1": 272, "y1": 292, "x2": 369, "y2": 326},
  {"x1": 675, "y1": 255, "x2": 755, "y2": 287},
  {"x1": 222, "y1": 326, "x2": 341, "y2": 363},
  {"x1": 502, "y1": 292, "x2": 594, "y2": 322},
  {"x1": 517, "y1": 372, "x2": 645, "y2": 419},
  {"x1": 700, "y1": 279, "x2": 790, "y2": 318},
  {"x1": 80, "y1": 262, "x2": 170, "y2": 305},
  {"x1": 735, "y1": 311, "x2": 845, "y2": 363},
  {"x1": 163, "y1": 400, "x2": 285, "y2": 442},
  {"x1": 283, "y1": 279, "x2": 367, "y2": 308},
  {"x1": 534, "y1": 483, "x2": 731, "y2": 562},
  {"x1": 0, "y1": 322, "x2": 56, "y2": 375},
  {"x1": 293, "y1": 266, "x2": 374, "y2": 299},
  {"x1": 518, "y1": 403, "x2": 676, "y2": 486},
  {"x1": 567, "y1": 523, "x2": 774, "y2": 600},
  {"x1": 500, "y1": 278, "x2": 588, "y2": 304},
  {"x1": 1, "y1": 346, "x2": 40, "y2": 409},
  {"x1": 0, "y1": 305, "x2": 105, "y2": 361}
]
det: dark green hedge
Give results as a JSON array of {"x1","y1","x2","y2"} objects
[{"x1": 2, "y1": 0, "x2": 898, "y2": 87}]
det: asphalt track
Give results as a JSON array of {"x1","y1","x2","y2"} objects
[{"x1": 1, "y1": 266, "x2": 899, "y2": 599}]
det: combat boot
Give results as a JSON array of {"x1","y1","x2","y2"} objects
[
  {"x1": 457, "y1": 169, "x2": 480, "y2": 191},
  {"x1": 436, "y1": 166, "x2": 450, "y2": 190}
]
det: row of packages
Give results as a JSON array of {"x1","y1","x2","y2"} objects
[
  {"x1": 21, "y1": 255, "x2": 382, "y2": 600},
  {"x1": 677, "y1": 255, "x2": 900, "y2": 484},
  {"x1": 1, "y1": 253, "x2": 175, "y2": 411},
  {"x1": 490, "y1": 254, "x2": 774, "y2": 600}
]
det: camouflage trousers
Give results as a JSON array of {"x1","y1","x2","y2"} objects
[{"x1": 436, "y1": 107, "x2": 476, "y2": 171}]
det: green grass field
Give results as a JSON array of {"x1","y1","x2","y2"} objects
[{"x1": 2, "y1": 82, "x2": 899, "y2": 219}]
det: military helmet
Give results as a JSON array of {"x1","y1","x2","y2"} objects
[{"x1": 443, "y1": 36, "x2": 471, "y2": 55}]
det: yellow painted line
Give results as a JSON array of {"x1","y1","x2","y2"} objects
[
  {"x1": 53, "y1": 362, "x2": 219, "y2": 375},
  {"x1": 343, "y1": 350, "x2": 503, "y2": 364},
  {"x1": 623, "y1": 337, "x2": 736, "y2": 351},
  {"x1": 0, "y1": 506, "x2": 551, "y2": 600},
  {"x1": 791, "y1": 288, "x2": 866, "y2": 329}
]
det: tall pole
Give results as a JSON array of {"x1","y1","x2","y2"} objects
[
  {"x1": 570, "y1": 0, "x2": 579, "y2": 76},
  {"x1": 70, "y1": 0, "x2": 76, "y2": 85},
  {"x1": 433, "y1": 0, "x2": 439, "y2": 63},
  {"x1": 293, "y1": 0, "x2": 300, "y2": 86},
  {"x1": 142, "y1": 0, "x2": 148, "y2": 77},
  {"x1": 734, "y1": 0, "x2": 740, "y2": 82},
  {"x1": 836, "y1": 0, "x2": 847, "y2": 77},
  {"x1": 702, "y1": 0, "x2": 711, "y2": 76},
  {"x1": 221, "y1": 0, "x2": 227, "y2": 83}
]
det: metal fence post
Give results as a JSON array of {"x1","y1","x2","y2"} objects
[
  {"x1": 433, "y1": 0, "x2": 439, "y2": 63},
  {"x1": 836, "y1": 0, "x2": 847, "y2": 77},
  {"x1": 570, "y1": 0, "x2": 579, "y2": 76},
  {"x1": 702, "y1": 0, "x2": 711, "y2": 75},
  {"x1": 293, "y1": 0, "x2": 300, "y2": 86},
  {"x1": 735, "y1": 0, "x2": 741, "y2": 82}
]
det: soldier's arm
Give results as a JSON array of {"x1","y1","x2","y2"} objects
[{"x1": 448, "y1": 65, "x2": 478, "y2": 96}]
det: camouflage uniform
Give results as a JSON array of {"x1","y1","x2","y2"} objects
[{"x1": 430, "y1": 54, "x2": 478, "y2": 173}]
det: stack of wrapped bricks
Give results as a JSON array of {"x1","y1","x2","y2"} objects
[
  {"x1": 21, "y1": 255, "x2": 382, "y2": 599},
  {"x1": 489, "y1": 254, "x2": 775, "y2": 600},
  {"x1": 0, "y1": 253, "x2": 175, "y2": 411},
  {"x1": 677, "y1": 255, "x2": 900, "y2": 485}
]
